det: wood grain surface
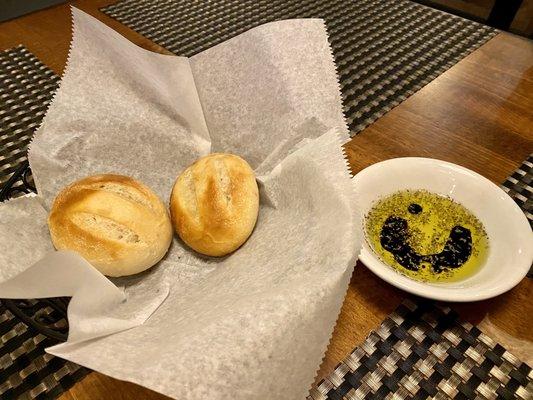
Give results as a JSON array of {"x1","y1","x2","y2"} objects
[{"x1": 0, "y1": 1, "x2": 532, "y2": 399}]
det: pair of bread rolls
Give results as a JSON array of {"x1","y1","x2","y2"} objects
[{"x1": 48, "y1": 154, "x2": 259, "y2": 277}]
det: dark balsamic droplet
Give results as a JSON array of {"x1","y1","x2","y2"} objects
[
  {"x1": 380, "y1": 216, "x2": 422, "y2": 271},
  {"x1": 425, "y1": 225, "x2": 472, "y2": 272},
  {"x1": 408, "y1": 203, "x2": 422, "y2": 214}
]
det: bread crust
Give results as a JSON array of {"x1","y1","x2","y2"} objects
[
  {"x1": 48, "y1": 174, "x2": 172, "y2": 277},
  {"x1": 170, "y1": 153, "x2": 259, "y2": 256}
]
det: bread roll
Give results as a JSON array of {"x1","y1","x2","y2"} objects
[
  {"x1": 48, "y1": 174, "x2": 172, "y2": 277},
  {"x1": 170, "y1": 153, "x2": 259, "y2": 256}
]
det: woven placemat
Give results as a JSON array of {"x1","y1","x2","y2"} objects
[
  {"x1": 502, "y1": 155, "x2": 533, "y2": 278},
  {"x1": 0, "y1": 46, "x2": 58, "y2": 191},
  {"x1": 0, "y1": 301, "x2": 88, "y2": 400},
  {"x1": 309, "y1": 299, "x2": 532, "y2": 400},
  {"x1": 101, "y1": 0, "x2": 498, "y2": 135},
  {"x1": 0, "y1": 46, "x2": 89, "y2": 400},
  {"x1": 502, "y1": 155, "x2": 533, "y2": 228}
]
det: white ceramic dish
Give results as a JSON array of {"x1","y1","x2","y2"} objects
[{"x1": 353, "y1": 157, "x2": 533, "y2": 302}]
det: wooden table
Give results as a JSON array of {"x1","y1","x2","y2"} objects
[{"x1": 1, "y1": 1, "x2": 532, "y2": 399}]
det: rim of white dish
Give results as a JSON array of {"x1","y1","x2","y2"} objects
[{"x1": 354, "y1": 157, "x2": 533, "y2": 302}]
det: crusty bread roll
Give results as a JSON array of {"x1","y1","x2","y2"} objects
[
  {"x1": 48, "y1": 174, "x2": 172, "y2": 277},
  {"x1": 170, "y1": 153, "x2": 259, "y2": 256}
]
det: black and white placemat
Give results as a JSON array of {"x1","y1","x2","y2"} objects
[
  {"x1": 502, "y1": 155, "x2": 533, "y2": 228},
  {"x1": 0, "y1": 46, "x2": 89, "y2": 400},
  {"x1": 502, "y1": 155, "x2": 533, "y2": 278},
  {"x1": 0, "y1": 301, "x2": 89, "y2": 400},
  {"x1": 101, "y1": 0, "x2": 498, "y2": 135},
  {"x1": 309, "y1": 299, "x2": 533, "y2": 400},
  {"x1": 0, "y1": 46, "x2": 58, "y2": 192}
]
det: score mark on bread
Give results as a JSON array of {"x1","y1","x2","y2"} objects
[
  {"x1": 48, "y1": 174, "x2": 172, "y2": 277},
  {"x1": 170, "y1": 153, "x2": 259, "y2": 257}
]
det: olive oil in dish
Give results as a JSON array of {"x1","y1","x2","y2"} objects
[{"x1": 365, "y1": 189, "x2": 489, "y2": 283}]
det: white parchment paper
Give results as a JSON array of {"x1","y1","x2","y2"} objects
[{"x1": 0, "y1": 8, "x2": 361, "y2": 399}]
